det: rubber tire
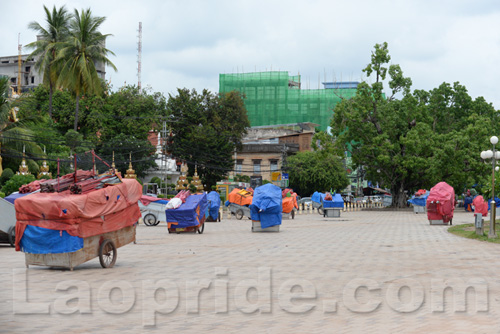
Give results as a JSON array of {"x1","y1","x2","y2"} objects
[
  {"x1": 8, "y1": 226, "x2": 15, "y2": 248},
  {"x1": 218, "y1": 212, "x2": 221, "y2": 222},
  {"x1": 450, "y1": 219, "x2": 453, "y2": 225},
  {"x1": 318, "y1": 206, "x2": 324, "y2": 215},
  {"x1": 198, "y1": 223, "x2": 205, "y2": 234},
  {"x1": 236, "y1": 209, "x2": 244, "y2": 220},
  {"x1": 99, "y1": 239, "x2": 117, "y2": 268},
  {"x1": 143, "y1": 213, "x2": 157, "y2": 226},
  {"x1": 291, "y1": 210, "x2": 295, "y2": 220}
]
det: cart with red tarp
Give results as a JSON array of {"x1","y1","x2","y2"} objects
[
  {"x1": 426, "y1": 182, "x2": 455, "y2": 225},
  {"x1": 15, "y1": 176, "x2": 142, "y2": 270},
  {"x1": 166, "y1": 193, "x2": 208, "y2": 233}
]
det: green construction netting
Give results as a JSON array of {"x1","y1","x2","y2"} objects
[{"x1": 219, "y1": 71, "x2": 358, "y2": 131}]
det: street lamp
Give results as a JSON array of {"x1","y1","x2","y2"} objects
[{"x1": 480, "y1": 136, "x2": 500, "y2": 238}]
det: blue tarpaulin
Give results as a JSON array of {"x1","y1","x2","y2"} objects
[
  {"x1": 311, "y1": 192, "x2": 325, "y2": 204},
  {"x1": 207, "y1": 191, "x2": 221, "y2": 220},
  {"x1": 20, "y1": 225, "x2": 83, "y2": 254},
  {"x1": 324, "y1": 194, "x2": 344, "y2": 208},
  {"x1": 166, "y1": 193, "x2": 208, "y2": 228},
  {"x1": 4, "y1": 192, "x2": 30, "y2": 204},
  {"x1": 250, "y1": 183, "x2": 282, "y2": 228},
  {"x1": 408, "y1": 191, "x2": 429, "y2": 207},
  {"x1": 487, "y1": 197, "x2": 500, "y2": 210}
]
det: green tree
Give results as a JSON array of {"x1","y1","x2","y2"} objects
[
  {"x1": 1, "y1": 174, "x2": 36, "y2": 196},
  {"x1": 331, "y1": 42, "x2": 498, "y2": 207},
  {"x1": 25, "y1": 5, "x2": 70, "y2": 118},
  {"x1": 0, "y1": 77, "x2": 44, "y2": 175},
  {"x1": 56, "y1": 8, "x2": 117, "y2": 131},
  {"x1": 286, "y1": 150, "x2": 348, "y2": 197},
  {"x1": 166, "y1": 89, "x2": 250, "y2": 188},
  {"x1": 96, "y1": 133, "x2": 156, "y2": 178}
]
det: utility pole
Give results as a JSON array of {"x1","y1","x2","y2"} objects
[
  {"x1": 17, "y1": 34, "x2": 22, "y2": 94},
  {"x1": 162, "y1": 120, "x2": 167, "y2": 196}
]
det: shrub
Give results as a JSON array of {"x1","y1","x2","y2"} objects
[
  {"x1": 1, "y1": 174, "x2": 36, "y2": 196},
  {"x1": 0, "y1": 192, "x2": 5, "y2": 198},
  {"x1": 0, "y1": 168, "x2": 14, "y2": 186},
  {"x1": 157, "y1": 194, "x2": 165, "y2": 198}
]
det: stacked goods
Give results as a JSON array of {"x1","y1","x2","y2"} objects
[
  {"x1": 15, "y1": 176, "x2": 142, "y2": 254},
  {"x1": 206, "y1": 191, "x2": 221, "y2": 221},
  {"x1": 39, "y1": 170, "x2": 95, "y2": 193},
  {"x1": 250, "y1": 183, "x2": 282, "y2": 230},
  {"x1": 323, "y1": 194, "x2": 345, "y2": 209},
  {"x1": 426, "y1": 182, "x2": 455, "y2": 224},
  {"x1": 166, "y1": 193, "x2": 208, "y2": 232},
  {"x1": 227, "y1": 188, "x2": 253, "y2": 206},
  {"x1": 282, "y1": 189, "x2": 298, "y2": 214}
]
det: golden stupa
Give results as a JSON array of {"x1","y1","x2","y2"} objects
[
  {"x1": 17, "y1": 146, "x2": 31, "y2": 175},
  {"x1": 190, "y1": 165, "x2": 204, "y2": 192},
  {"x1": 124, "y1": 152, "x2": 137, "y2": 179}
]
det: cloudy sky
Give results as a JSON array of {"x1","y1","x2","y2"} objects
[{"x1": 1, "y1": 0, "x2": 499, "y2": 108}]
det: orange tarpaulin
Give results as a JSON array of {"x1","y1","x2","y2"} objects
[
  {"x1": 14, "y1": 178, "x2": 142, "y2": 251},
  {"x1": 228, "y1": 188, "x2": 253, "y2": 206},
  {"x1": 282, "y1": 194, "x2": 298, "y2": 213}
]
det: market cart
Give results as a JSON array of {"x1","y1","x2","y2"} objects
[
  {"x1": 206, "y1": 191, "x2": 221, "y2": 222},
  {"x1": 0, "y1": 192, "x2": 33, "y2": 247},
  {"x1": 426, "y1": 182, "x2": 455, "y2": 225},
  {"x1": 250, "y1": 183, "x2": 282, "y2": 232},
  {"x1": 228, "y1": 203, "x2": 251, "y2": 220},
  {"x1": 138, "y1": 195, "x2": 169, "y2": 226},
  {"x1": 323, "y1": 194, "x2": 344, "y2": 217},
  {"x1": 282, "y1": 190, "x2": 298, "y2": 219},
  {"x1": 408, "y1": 190, "x2": 428, "y2": 214},
  {"x1": 166, "y1": 193, "x2": 208, "y2": 234},
  {"x1": 311, "y1": 191, "x2": 325, "y2": 215},
  {"x1": 15, "y1": 176, "x2": 142, "y2": 270}
]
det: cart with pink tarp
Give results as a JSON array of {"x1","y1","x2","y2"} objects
[{"x1": 426, "y1": 182, "x2": 455, "y2": 225}]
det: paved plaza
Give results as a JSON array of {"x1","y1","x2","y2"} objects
[{"x1": 1, "y1": 209, "x2": 500, "y2": 333}]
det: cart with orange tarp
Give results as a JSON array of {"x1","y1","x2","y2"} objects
[
  {"x1": 166, "y1": 193, "x2": 208, "y2": 234},
  {"x1": 227, "y1": 188, "x2": 253, "y2": 220},
  {"x1": 15, "y1": 176, "x2": 142, "y2": 270},
  {"x1": 282, "y1": 189, "x2": 298, "y2": 219}
]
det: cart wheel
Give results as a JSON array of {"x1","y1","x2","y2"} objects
[
  {"x1": 236, "y1": 209, "x2": 244, "y2": 220},
  {"x1": 143, "y1": 213, "x2": 157, "y2": 226},
  {"x1": 198, "y1": 223, "x2": 205, "y2": 234},
  {"x1": 153, "y1": 219, "x2": 161, "y2": 226},
  {"x1": 99, "y1": 239, "x2": 117, "y2": 268},
  {"x1": 218, "y1": 212, "x2": 221, "y2": 222},
  {"x1": 8, "y1": 226, "x2": 15, "y2": 248},
  {"x1": 291, "y1": 210, "x2": 295, "y2": 220},
  {"x1": 318, "y1": 206, "x2": 324, "y2": 215},
  {"x1": 450, "y1": 219, "x2": 453, "y2": 225}
]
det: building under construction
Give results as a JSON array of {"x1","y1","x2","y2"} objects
[{"x1": 219, "y1": 71, "x2": 358, "y2": 131}]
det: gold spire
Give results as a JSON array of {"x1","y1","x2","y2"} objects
[
  {"x1": 17, "y1": 145, "x2": 31, "y2": 175},
  {"x1": 176, "y1": 161, "x2": 189, "y2": 191},
  {"x1": 124, "y1": 152, "x2": 137, "y2": 179},
  {"x1": 190, "y1": 165, "x2": 204, "y2": 192},
  {"x1": 37, "y1": 146, "x2": 52, "y2": 179},
  {"x1": 109, "y1": 151, "x2": 116, "y2": 173}
]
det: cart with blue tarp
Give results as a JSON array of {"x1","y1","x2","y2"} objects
[
  {"x1": 0, "y1": 192, "x2": 32, "y2": 247},
  {"x1": 206, "y1": 191, "x2": 221, "y2": 222},
  {"x1": 250, "y1": 183, "x2": 282, "y2": 232},
  {"x1": 323, "y1": 194, "x2": 344, "y2": 218},
  {"x1": 408, "y1": 191, "x2": 429, "y2": 214},
  {"x1": 138, "y1": 195, "x2": 169, "y2": 226},
  {"x1": 311, "y1": 191, "x2": 325, "y2": 215},
  {"x1": 15, "y1": 178, "x2": 142, "y2": 270},
  {"x1": 166, "y1": 193, "x2": 208, "y2": 234}
]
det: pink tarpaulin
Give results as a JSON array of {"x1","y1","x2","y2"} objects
[
  {"x1": 426, "y1": 182, "x2": 455, "y2": 223},
  {"x1": 14, "y1": 178, "x2": 142, "y2": 251},
  {"x1": 473, "y1": 196, "x2": 489, "y2": 216}
]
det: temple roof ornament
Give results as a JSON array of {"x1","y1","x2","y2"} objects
[
  {"x1": 124, "y1": 152, "x2": 137, "y2": 179},
  {"x1": 38, "y1": 146, "x2": 52, "y2": 179},
  {"x1": 17, "y1": 145, "x2": 31, "y2": 175}
]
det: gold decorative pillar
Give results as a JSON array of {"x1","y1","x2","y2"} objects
[
  {"x1": 37, "y1": 146, "x2": 52, "y2": 179},
  {"x1": 190, "y1": 165, "x2": 204, "y2": 192},
  {"x1": 124, "y1": 152, "x2": 137, "y2": 179}
]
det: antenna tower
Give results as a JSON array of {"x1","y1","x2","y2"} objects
[
  {"x1": 17, "y1": 33, "x2": 22, "y2": 94},
  {"x1": 137, "y1": 22, "x2": 142, "y2": 92}
]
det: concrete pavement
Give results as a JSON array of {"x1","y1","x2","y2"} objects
[{"x1": 1, "y1": 209, "x2": 500, "y2": 333}]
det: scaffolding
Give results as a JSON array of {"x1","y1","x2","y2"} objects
[{"x1": 219, "y1": 71, "x2": 358, "y2": 131}]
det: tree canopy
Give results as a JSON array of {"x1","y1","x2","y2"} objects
[
  {"x1": 166, "y1": 89, "x2": 250, "y2": 188},
  {"x1": 331, "y1": 42, "x2": 498, "y2": 207}
]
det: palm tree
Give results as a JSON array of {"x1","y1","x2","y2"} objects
[
  {"x1": 56, "y1": 8, "x2": 117, "y2": 131},
  {"x1": 25, "y1": 5, "x2": 70, "y2": 118}
]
